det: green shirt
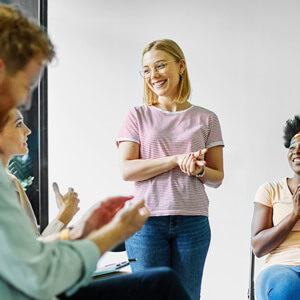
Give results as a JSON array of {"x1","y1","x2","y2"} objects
[{"x1": 0, "y1": 161, "x2": 100, "y2": 299}]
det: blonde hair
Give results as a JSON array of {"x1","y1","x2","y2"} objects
[{"x1": 142, "y1": 39, "x2": 191, "y2": 105}]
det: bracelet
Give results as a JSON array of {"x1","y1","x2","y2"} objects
[
  {"x1": 195, "y1": 166, "x2": 206, "y2": 178},
  {"x1": 60, "y1": 228, "x2": 70, "y2": 240}
]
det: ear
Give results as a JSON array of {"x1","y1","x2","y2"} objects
[
  {"x1": 0, "y1": 59, "x2": 6, "y2": 83},
  {"x1": 0, "y1": 58, "x2": 5, "y2": 70},
  {"x1": 179, "y1": 59, "x2": 186, "y2": 75}
]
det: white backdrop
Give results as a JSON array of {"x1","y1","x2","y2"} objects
[{"x1": 48, "y1": 1, "x2": 299, "y2": 299}]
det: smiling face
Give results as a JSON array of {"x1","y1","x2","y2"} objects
[
  {"x1": 0, "y1": 108, "x2": 31, "y2": 162},
  {"x1": 288, "y1": 133, "x2": 300, "y2": 175},
  {"x1": 142, "y1": 49, "x2": 185, "y2": 102}
]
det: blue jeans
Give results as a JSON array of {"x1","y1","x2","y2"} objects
[
  {"x1": 255, "y1": 264, "x2": 300, "y2": 300},
  {"x1": 125, "y1": 216, "x2": 211, "y2": 300},
  {"x1": 58, "y1": 267, "x2": 191, "y2": 300}
]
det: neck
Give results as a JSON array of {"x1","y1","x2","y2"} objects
[
  {"x1": 288, "y1": 174, "x2": 300, "y2": 193},
  {"x1": 0, "y1": 153, "x2": 10, "y2": 169},
  {"x1": 291, "y1": 174, "x2": 300, "y2": 183},
  {"x1": 155, "y1": 98, "x2": 191, "y2": 112}
]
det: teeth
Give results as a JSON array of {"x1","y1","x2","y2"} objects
[{"x1": 153, "y1": 81, "x2": 165, "y2": 87}]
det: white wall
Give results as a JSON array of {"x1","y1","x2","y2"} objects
[{"x1": 48, "y1": 1, "x2": 299, "y2": 299}]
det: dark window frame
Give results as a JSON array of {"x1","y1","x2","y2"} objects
[{"x1": 5, "y1": 0, "x2": 49, "y2": 231}]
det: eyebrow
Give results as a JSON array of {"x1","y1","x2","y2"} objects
[
  {"x1": 14, "y1": 117, "x2": 23, "y2": 123},
  {"x1": 143, "y1": 59, "x2": 168, "y2": 68},
  {"x1": 290, "y1": 141, "x2": 300, "y2": 147}
]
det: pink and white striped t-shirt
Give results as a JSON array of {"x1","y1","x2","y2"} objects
[{"x1": 116, "y1": 104, "x2": 224, "y2": 216}]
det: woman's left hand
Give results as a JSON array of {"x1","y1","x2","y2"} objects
[{"x1": 179, "y1": 149, "x2": 207, "y2": 176}]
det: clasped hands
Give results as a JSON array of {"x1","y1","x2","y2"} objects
[
  {"x1": 68, "y1": 195, "x2": 149, "y2": 240},
  {"x1": 292, "y1": 184, "x2": 300, "y2": 218},
  {"x1": 178, "y1": 148, "x2": 207, "y2": 177}
]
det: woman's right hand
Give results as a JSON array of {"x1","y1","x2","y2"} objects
[{"x1": 177, "y1": 149, "x2": 207, "y2": 176}]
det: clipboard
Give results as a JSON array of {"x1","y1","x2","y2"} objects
[{"x1": 92, "y1": 260, "x2": 130, "y2": 277}]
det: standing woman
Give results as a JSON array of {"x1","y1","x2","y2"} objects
[{"x1": 117, "y1": 39, "x2": 224, "y2": 299}]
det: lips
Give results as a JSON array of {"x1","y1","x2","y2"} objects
[{"x1": 152, "y1": 80, "x2": 167, "y2": 88}]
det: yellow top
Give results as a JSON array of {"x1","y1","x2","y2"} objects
[{"x1": 254, "y1": 178, "x2": 300, "y2": 267}]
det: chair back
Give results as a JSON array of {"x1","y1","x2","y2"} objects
[{"x1": 248, "y1": 246, "x2": 255, "y2": 300}]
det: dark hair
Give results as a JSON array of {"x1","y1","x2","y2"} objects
[{"x1": 283, "y1": 115, "x2": 300, "y2": 148}]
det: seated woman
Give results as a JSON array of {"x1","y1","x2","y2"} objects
[
  {"x1": 0, "y1": 108, "x2": 80, "y2": 236},
  {"x1": 251, "y1": 115, "x2": 300, "y2": 300}
]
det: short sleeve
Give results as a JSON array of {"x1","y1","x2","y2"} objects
[
  {"x1": 253, "y1": 182, "x2": 273, "y2": 208},
  {"x1": 116, "y1": 108, "x2": 140, "y2": 147},
  {"x1": 206, "y1": 112, "x2": 224, "y2": 148}
]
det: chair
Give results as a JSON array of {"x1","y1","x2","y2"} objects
[
  {"x1": 248, "y1": 246, "x2": 255, "y2": 300},
  {"x1": 111, "y1": 242, "x2": 125, "y2": 252}
]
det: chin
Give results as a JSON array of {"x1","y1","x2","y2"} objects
[{"x1": 19, "y1": 148, "x2": 28, "y2": 155}]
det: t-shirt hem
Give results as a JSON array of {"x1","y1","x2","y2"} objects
[
  {"x1": 207, "y1": 141, "x2": 224, "y2": 148},
  {"x1": 149, "y1": 210, "x2": 209, "y2": 217},
  {"x1": 116, "y1": 138, "x2": 140, "y2": 147}
]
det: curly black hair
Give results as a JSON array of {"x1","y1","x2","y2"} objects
[{"x1": 283, "y1": 115, "x2": 300, "y2": 148}]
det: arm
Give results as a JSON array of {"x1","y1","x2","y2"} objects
[
  {"x1": 251, "y1": 186, "x2": 300, "y2": 257},
  {"x1": 0, "y1": 167, "x2": 99, "y2": 299},
  {"x1": 199, "y1": 146, "x2": 224, "y2": 188},
  {"x1": 118, "y1": 141, "x2": 180, "y2": 182}
]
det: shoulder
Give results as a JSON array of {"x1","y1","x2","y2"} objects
[
  {"x1": 254, "y1": 179, "x2": 285, "y2": 204},
  {"x1": 4, "y1": 171, "x2": 18, "y2": 187},
  {"x1": 260, "y1": 179, "x2": 285, "y2": 192},
  {"x1": 126, "y1": 105, "x2": 149, "y2": 117},
  {"x1": 191, "y1": 105, "x2": 218, "y2": 116},
  {"x1": 190, "y1": 105, "x2": 221, "y2": 124},
  {"x1": 131, "y1": 104, "x2": 148, "y2": 113}
]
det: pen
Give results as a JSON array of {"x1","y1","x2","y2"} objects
[{"x1": 128, "y1": 258, "x2": 138, "y2": 262}]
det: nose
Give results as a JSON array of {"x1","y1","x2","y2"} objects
[
  {"x1": 24, "y1": 125, "x2": 31, "y2": 136},
  {"x1": 150, "y1": 67, "x2": 159, "y2": 79}
]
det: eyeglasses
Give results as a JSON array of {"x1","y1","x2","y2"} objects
[{"x1": 139, "y1": 60, "x2": 176, "y2": 79}]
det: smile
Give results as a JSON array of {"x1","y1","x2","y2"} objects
[{"x1": 152, "y1": 80, "x2": 167, "y2": 88}]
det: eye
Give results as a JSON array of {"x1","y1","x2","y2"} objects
[
  {"x1": 16, "y1": 121, "x2": 23, "y2": 128},
  {"x1": 143, "y1": 68, "x2": 150, "y2": 75},
  {"x1": 156, "y1": 63, "x2": 166, "y2": 70}
]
